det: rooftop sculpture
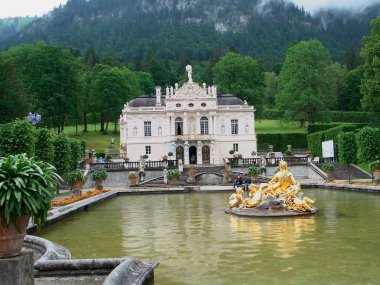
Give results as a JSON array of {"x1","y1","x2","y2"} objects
[{"x1": 226, "y1": 161, "x2": 317, "y2": 217}]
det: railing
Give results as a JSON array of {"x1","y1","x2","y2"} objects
[
  {"x1": 106, "y1": 152, "x2": 127, "y2": 159},
  {"x1": 228, "y1": 156, "x2": 308, "y2": 166},
  {"x1": 88, "y1": 160, "x2": 178, "y2": 171},
  {"x1": 175, "y1": 134, "x2": 212, "y2": 141}
]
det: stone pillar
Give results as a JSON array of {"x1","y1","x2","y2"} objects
[
  {"x1": 196, "y1": 112, "x2": 200, "y2": 135},
  {"x1": 197, "y1": 141, "x2": 202, "y2": 165},
  {"x1": 183, "y1": 114, "x2": 188, "y2": 135},
  {"x1": 0, "y1": 250, "x2": 34, "y2": 285},
  {"x1": 184, "y1": 141, "x2": 190, "y2": 165}
]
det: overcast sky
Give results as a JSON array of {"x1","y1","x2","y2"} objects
[{"x1": 0, "y1": 0, "x2": 379, "y2": 19}]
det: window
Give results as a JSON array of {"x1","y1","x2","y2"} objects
[
  {"x1": 176, "y1": 103, "x2": 181, "y2": 108},
  {"x1": 231, "y1": 119, "x2": 238, "y2": 135},
  {"x1": 233, "y1": 143, "x2": 239, "y2": 152},
  {"x1": 175, "y1": 117, "x2": 183, "y2": 135},
  {"x1": 145, "y1": 146, "x2": 151, "y2": 155},
  {"x1": 201, "y1": 103, "x2": 206, "y2": 107},
  {"x1": 144, "y1": 121, "x2": 152, "y2": 136},
  {"x1": 188, "y1": 103, "x2": 194, "y2": 108},
  {"x1": 200, "y1": 117, "x2": 209, "y2": 135}
]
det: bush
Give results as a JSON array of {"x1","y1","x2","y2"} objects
[
  {"x1": 53, "y1": 134, "x2": 71, "y2": 175},
  {"x1": 337, "y1": 132, "x2": 357, "y2": 165},
  {"x1": 80, "y1": 140, "x2": 87, "y2": 153},
  {"x1": 128, "y1": 171, "x2": 138, "y2": 178},
  {"x1": 229, "y1": 149, "x2": 235, "y2": 155},
  {"x1": 35, "y1": 128, "x2": 55, "y2": 164},
  {"x1": 69, "y1": 139, "x2": 83, "y2": 171},
  {"x1": 284, "y1": 150, "x2": 292, "y2": 156},
  {"x1": 326, "y1": 111, "x2": 380, "y2": 124},
  {"x1": 0, "y1": 123, "x2": 13, "y2": 157},
  {"x1": 356, "y1": 127, "x2": 380, "y2": 163},
  {"x1": 322, "y1": 164, "x2": 335, "y2": 172},
  {"x1": 307, "y1": 123, "x2": 341, "y2": 134},
  {"x1": 369, "y1": 160, "x2": 380, "y2": 172},
  {"x1": 167, "y1": 169, "x2": 180, "y2": 180},
  {"x1": 92, "y1": 170, "x2": 108, "y2": 181},
  {"x1": 307, "y1": 131, "x2": 324, "y2": 158},
  {"x1": 10, "y1": 119, "x2": 35, "y2": 157},
  {"x1": 142, "y1": 154, "x2": 149, "y2": 159},
  {"x1": 257, "y1": 133, "x2": 307, "y2": 152},
  {"x1": 168, "y1": 151, "x2": 173, "y2": 157},
  {"x1": 66, "y1": 170, "x2": 84, "y2": 186},
  {"x1": 324, "y1": 125, "x2": 357, "y2": 142},
  {"x1": 247, "y1": 166, "x2": 261, "y2": 176}
]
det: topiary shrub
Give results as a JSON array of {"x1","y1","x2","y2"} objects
[
  {"x1": 307, "y1": 131, "x2": 324, "y2": 158},
  {"x1": 10, "y1": 119, "x2": 35, "y2": 157},
  {"x1": 247, "y1": 166, "x2": 261, "y2": 176},
  {"x1": 337, "y1": 132, "x2": 357, "y2": 181},
  {"x1": 322, "y1": 164, "x2": 335, "y2": 172},
  {"x1": 0, "y1": 123, "x2": 13, "y2": 157},
  {"x1": 53, "y1": 134, "x2": 71, "y2": 175},
  {"x1": 356, "y1": 127, "x2": 380, "y2": 163},
  {"x1": 35, "y1": 128, "x2": 55, "y2": 164},
  {"x1": 69, "y1": 139, "x2": 83, "y2": 171}
]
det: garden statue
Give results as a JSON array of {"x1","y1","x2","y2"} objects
[
  {"x1": 186, "y1": 65, "x2": 193, "y2": 83},
  {"x1": 226, "y1": 161, "x2": 317, "y2": 216},
  {"x1": 139, "y1": 156, "x2": 146, "y2": 183}
]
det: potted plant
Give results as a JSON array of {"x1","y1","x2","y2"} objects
[
  {"x1": 0, "y1": 154, "x2": 60, "y2": 258},
  {"x1": 247, "y1": 166, "x2": 261, "y2": 181},
  {"x1": 124, "y1": 157, "x2": 130, "y2": 162},
  {"x1": 322, "y1": 164, "x2": 335, "y2": 180},
  {"x1": 67, "y1": 170, "x2": 84, "y2": 196},
  {"x1": 92, "y1": 170, "x2": 108, "y2": 190},
  {"x1": 251, "y1": 151, "x2": 256, "y2": 157},
  {"x1": 167, "y1": 169, "x2": 181, "y2": 184},
  {"x1": 284, "y1": 150, "x2": 292, "y2": 156},
  {"x1": 142, "y1": 154, "x2": 149, "y2": 159},
  {"x1": 128, "y1": 171, "x2": 138, "y2": 185},
  {"x1": 369, "y1": 160, "x2": 380, "y2": 183}
]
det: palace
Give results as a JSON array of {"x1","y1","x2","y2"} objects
[{"x1": 119, "y1": 66, "x2": 257, "y2": 165}]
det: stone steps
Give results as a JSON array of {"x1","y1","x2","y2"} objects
[{"x1": 315, "y1": 163, "x2": 371, "y2": 180}]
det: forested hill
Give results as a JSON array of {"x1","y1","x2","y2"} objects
[
  {"x1": 1, "y1": 0, "x2": 380, "y2": 65},
  {"x1": 0, "y1": 17, "x2": 36, "y2": 41}
]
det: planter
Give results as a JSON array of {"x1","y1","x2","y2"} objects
[
  {"x1": 170, "y1": 177, "x2": 178, "y2": 184},
  {"x1": 72, "y1": 180, "x2": 82, "y2": 191},
  {"x1": 326, "y1": 170, "x2": 333, "y2": 180},
  {"x1": 373, "y1": 169, "x2": 380, "y2": 183},
  {"x1": 95, "y1": 180, "x2": 103, "y2": 190},
  {"x1": 129, "y1": 176, "x2": 137, "y2": 185},
  {"x1": 0, "y1": 214, "x2": 30, "y2": 258}
]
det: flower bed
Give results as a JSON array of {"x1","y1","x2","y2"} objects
[{"x1": 52, "y1": 189, "x2": 110, "y2": 206}]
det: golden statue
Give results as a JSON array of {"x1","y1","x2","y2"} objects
[
  {"x1": 227, "y1": 187, "x2": 245, "y2": 209},
  {"x1": 229, "y1": 161, "x2": 316, "y2": 213}
]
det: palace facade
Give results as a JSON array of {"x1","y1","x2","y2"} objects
[{"x1": 119, "y1": 66, "x2": 257, "y2": 165}]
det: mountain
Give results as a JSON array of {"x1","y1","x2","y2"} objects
[
  {"x1": 1, "y1": 0, "x2": 379, "y2": 65},
  {"x1": 0, "y1": 17, "x2": 36, "y2": 41}
]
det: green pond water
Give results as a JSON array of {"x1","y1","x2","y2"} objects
[{"x1": 36, "y1": 189, "x2": 380, "y2": 285}]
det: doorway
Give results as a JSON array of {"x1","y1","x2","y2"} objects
[
  {"x1": 202, "y1": 145, "x2": 210, "y2": 164},
  {"x1": 189, "y1": 146, "x2": 197, "y2": 164},
  {"x1": 176, "y1": 146, "x2": 184, "y2": 162}
]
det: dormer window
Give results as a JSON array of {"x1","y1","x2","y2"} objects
[
  {"x1": 188, "y1": 103, "x2": 194, "y2": 108},
  {"x1": 176, "y1": 103, "x2": 181, "y2": 108},
  {"x1": 201, "y1": 103, "x2": 206, "y2": 107}
]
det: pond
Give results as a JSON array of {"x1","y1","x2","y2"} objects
[{"x1": 36, "y1": 189, "x2": 380, "y2": 285}]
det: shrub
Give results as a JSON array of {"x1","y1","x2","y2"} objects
[
  {"x1": 251, "y1": 151, "x2": 256, "y2": 156},
  {"x1": 307, "y1": 131, "x2": 324, "y2": 157},
  {"x1": 326, "y1": 111, "x2": 380, "y2": 124},
  {"x1": 307, "y1": 123, "x2": 341, "y2": 134},
  {"x1": 322, "y1": 164, "x2": 335, "y2": 172},
  {"x1": 53, "y1": 134, "x2": 71, "y2": 175},
  {"x1": 92, "y1": 170, "x2": 108, "y2": 181},
  {"x1": 0, "y1": 123, "x2": 13, "y2": 157},
  {"x1": 10, "y1": 119, "x2": 35, "y2": 157},
  {"x1": 284, "y1": 150, "x2": 292, "y2": 156},
  {"x1": 229, "y1": 149, "x2": 235, "y2": 155},
  {"x1": 168, "y1": 151, "x2": 173, "y2": 157},
  {"x1": 247, "y1": 166, "x2": 261, "y2": 176},
  {"x1": 369, "y1": 161, "x2": 380, "y2": 172},
  {"x1": 356, "y1": 127, "x2": 380, "y2": 163},
  {"x1": 142, "y1": 154, "x2": 149, "y2": 159},
  {"x1": 80, "y1": 140, "x2": 87, "y2": 153},
  {"x1": 66, "y1": 170, "x2": 84, "y2": 186},
  {"x1": 0, "y1": 154, "x2": 61, "y2": 228},
  {"x1": 167, "y1": 169, "x2": 180, "y2": 180},
  {"x1": 69, "y1": 139, "x2": 83, "y2": 171},
  {"x1": 337, "y1": 132, "x2": 357, "y2": 181},
  {"x1": 128, "y1": 171, "x2": 138, "y2": 178},
  {"x1": 324, "y1": 125, "x2": 357, "y2": 142},
  {"x1": 35, "y1": 128, "x2": 55, "y2": 164}
]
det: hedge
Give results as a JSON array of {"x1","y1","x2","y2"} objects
[
  {"x1": 69, "y1": 139, "x2": 83, "y2": 171},
  {"x1": 257, "y1": 133, "x2": 308, "y2": 152},
  {"x1": 53, "y1": 134, "x2": 71, "y2": 175},
  {"x1": 10, "y1": 119, "x2": 36, "y2": 157},
  {"x1": 307, "y1": 123, "x2": 341, "y2": 134},
  {"x1": 326, "y1": 111, "x2": 380, "y2": 124},
  {"x1": 0, "y1": 123, "x2": 13, "y2": 157},
  {"x1": 323, "y1": 125, "x2": 358, "y2": 142},
  {"x1": 356, "y1": 127, "x2": 380, "y2": 163},
  {"x1": 35, "y1": 128, "x2": 55, "y2": 164},
  {"x1": 307, "y1": 131, "x2": 324, "y2": 158}
]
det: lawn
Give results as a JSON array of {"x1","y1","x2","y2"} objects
[
  {"x1": 63, "y1": 120, "x2": 304, "y2": 152},
  {"x1": 63, "y1": 124, "x2": 120, "y2": 152},
  {"x1": 255, "y1": 120, "x2": 306, "y2": 134}
]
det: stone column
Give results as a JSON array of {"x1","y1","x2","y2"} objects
[
  {"x1": 183, "y1": 114, "x2": 188, "y2": 135},
  {"x1": 168, "y1": 116, "x2": 173, "y2": 136},
  {"x1": 196, "y1": 112, "x2": 200, "y2": 135},
  {"x1": 197, "y1": 141, "x2": 202, "y2": 165},
  {"x1": 0, "y1": 250, "x2": 34, "y2": 285},
  {"x1": 184, "y1": 141, "x2": 189, "y2": 165}
]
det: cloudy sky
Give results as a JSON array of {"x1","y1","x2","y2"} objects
[{"x1": 0, "y1": 0, "x2": 378, "y2": 19}]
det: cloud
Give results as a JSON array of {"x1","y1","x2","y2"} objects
[
  {"x1": 0, "y1": 0, "x2": 68, "y2": 19},
  {"x1": 290, "y1": 0, "x2": 379, "y2": 13}
]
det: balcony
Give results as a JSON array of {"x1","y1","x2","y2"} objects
[{"x1": 175, "y1": 134, "x2": 212, "y2": 141}]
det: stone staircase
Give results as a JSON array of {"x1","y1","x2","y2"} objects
[{"x1": 315, "y1": 163, "x2": 371, "y2": 180}]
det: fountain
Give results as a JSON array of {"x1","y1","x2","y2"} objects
[{"x1": 226, "y1": 160, "x2": 318, "y2": 217}]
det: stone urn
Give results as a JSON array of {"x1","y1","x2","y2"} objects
[
  {"x1": 0, "y1": 213, "x2": 30, "y2": 258},
  {"x1": 95, "y1": 180, "x2": 103, "y2": 190},
  {"x1": 373, "y1": 169, "x2": 380, "y2": 184}
]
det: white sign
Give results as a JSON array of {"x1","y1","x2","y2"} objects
[{"x1": 322, "y1": 140, "x2": 335, "y2": 158}]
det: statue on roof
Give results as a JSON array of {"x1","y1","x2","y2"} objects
[{"x1": 186, "y1": 65, "x2": 193, "y2": 83}]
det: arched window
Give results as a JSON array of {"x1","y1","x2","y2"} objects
[
  {"x1": 200, "y1": 117, "x2": 209, "y2": 135},
  {"x1": 175, "y1": 117, "x2": 183, "y2": 136}
]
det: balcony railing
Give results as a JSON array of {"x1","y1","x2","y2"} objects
[
  {"x1": 88, "y1": 160, "x2": 178, "y2": 171},
  {"x1": 228, "y1": 156, "x2": 308, "y2": 166},
  {"x1": 175, "y1": 134, "x2": 211, "y2": 141}
]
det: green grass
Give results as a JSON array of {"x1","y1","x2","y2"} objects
[
  {"x1": 63, "y1": 124, "x2": 120, "y2": 152},
  {"x1": 62, "y1": 120, "x2": 304, "y2": 152},
  {"x1": 357, "y1": 163, "x2": 371, "y2": 174},
  {"x1": 255, "y1": 120, "x2": 306, "y2": 134}
]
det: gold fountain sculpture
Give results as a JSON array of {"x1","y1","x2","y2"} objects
[{"x1": 227, "y1": 161, "x2": 315, "y2": 212}]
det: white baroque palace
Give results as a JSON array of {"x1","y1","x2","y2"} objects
[{"x1": 119, "y1": 65, "x2": 257, "y2": 165}]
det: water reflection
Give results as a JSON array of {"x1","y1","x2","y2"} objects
[{"x1": 229, "y1": 215, "x2": 316, "y2": 258}]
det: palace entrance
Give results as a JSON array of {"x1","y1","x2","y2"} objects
[{"x1": 189, "y1": 146, "x2": 197, "y2": 164}]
